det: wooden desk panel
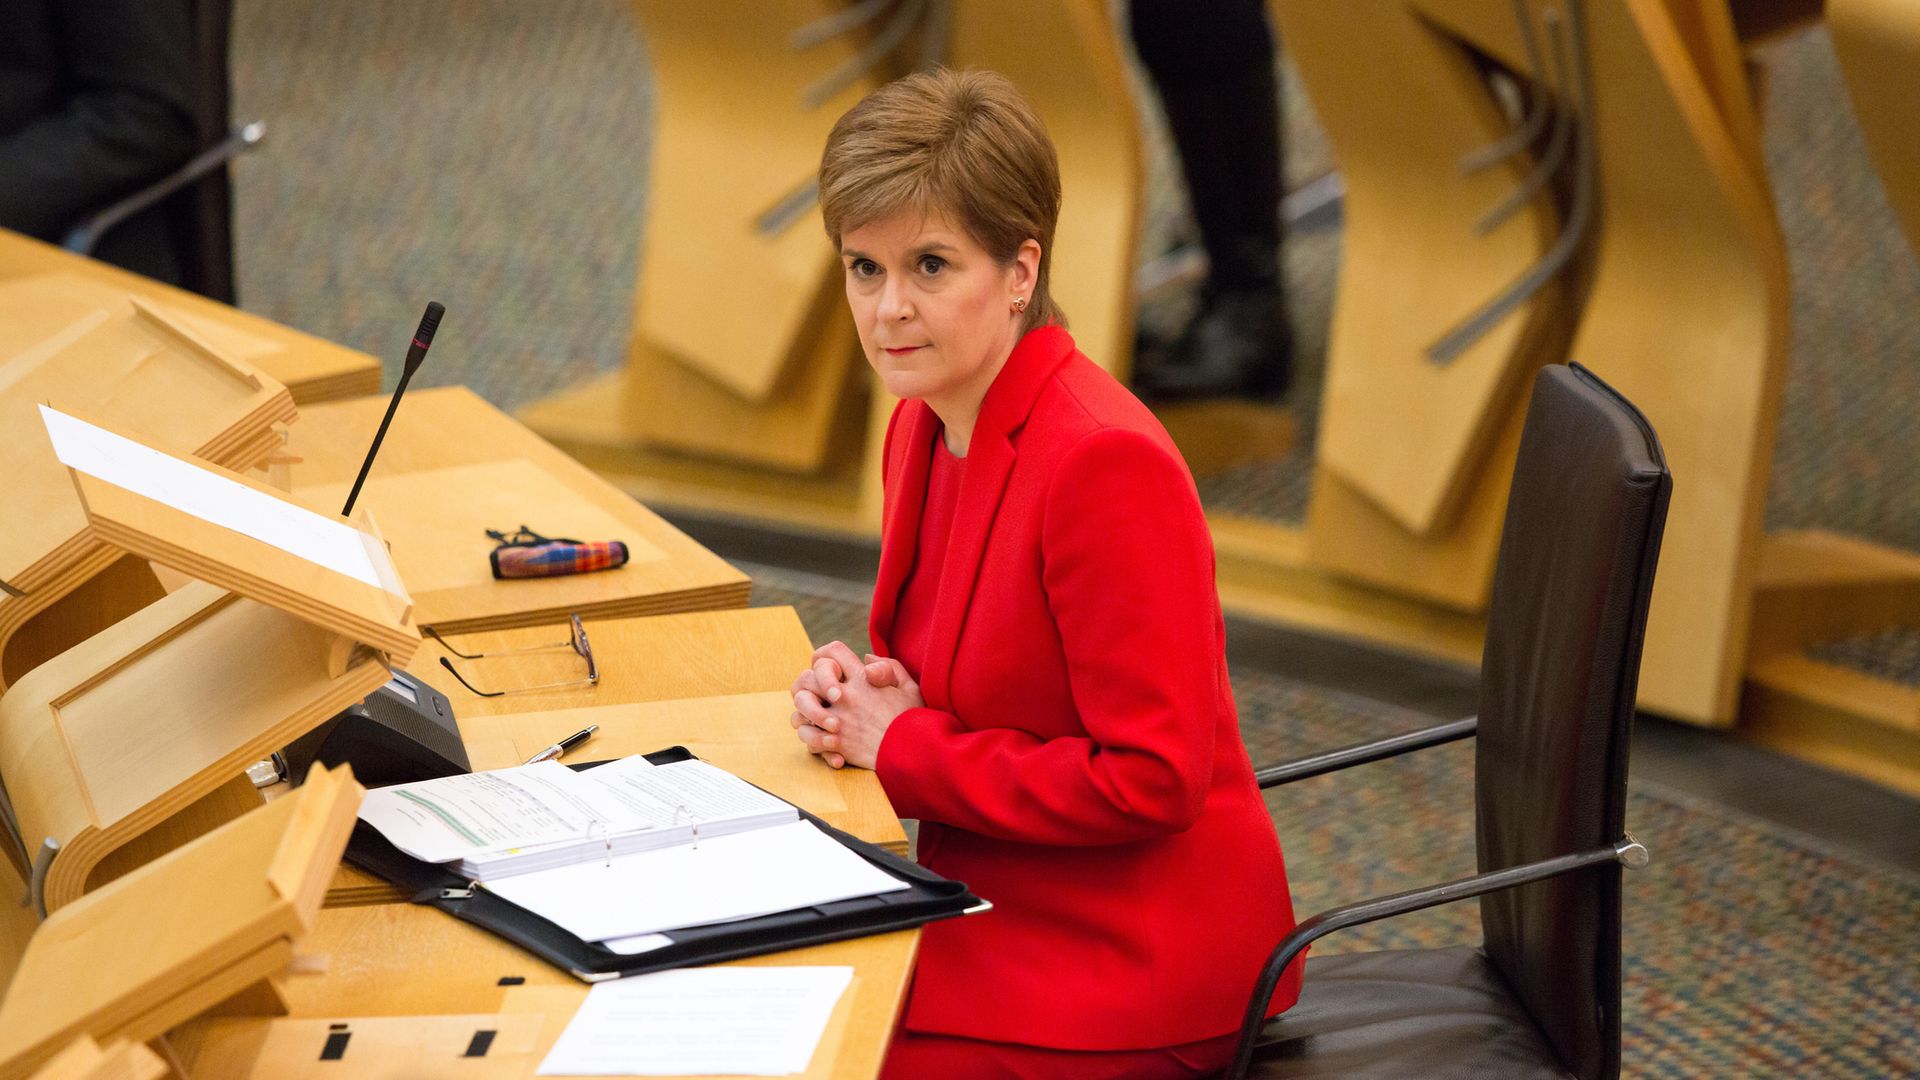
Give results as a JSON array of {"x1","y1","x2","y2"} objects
[
  {"x1": 282, "y1": 387, "x2": 750, "y2": 632},
  {"x1": 188, "y1": 606, "x2": 913, "y2": 1080},
  {"x1": 417, "y1": 606, "x2": 815, "y2": 714},
  {"x1": 0, "y1": 230, "x2": 379, "y2": 404},
  {"x1": 174, "y1": 917, "x2": 915, "y2": 1080}
]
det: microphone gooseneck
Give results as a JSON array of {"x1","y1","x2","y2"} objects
[{"x1": 342, "y1": 301, "x2": 445, "y2": 517}]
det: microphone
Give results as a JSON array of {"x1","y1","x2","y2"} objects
[{"x1": 341, "y1": 301, "x2": 445, "y2": 517}]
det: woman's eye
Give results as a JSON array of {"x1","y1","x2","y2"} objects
[
  {"x1": 917, "y1": 255, "x2": 945, "y2": 275},
  {"x1": 847, "y1": 259, "x2": 878, "y2": 278}
]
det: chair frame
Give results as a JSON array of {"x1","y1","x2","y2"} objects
[{"x1": 1226, "y1": 725, "x2": 1650, "y2": 1079}]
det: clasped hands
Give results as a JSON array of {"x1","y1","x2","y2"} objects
[{"x1": 790, "y1": 640, "x2": 924, "y2": 770}]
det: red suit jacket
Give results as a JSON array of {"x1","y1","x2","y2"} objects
[{"x1": 871, "y1": 326, "x2": 1302, "y2": 1051}]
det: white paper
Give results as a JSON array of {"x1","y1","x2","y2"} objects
[
  {"x1": 357, "y1": 761, "x2": 637, "y2": 864},
  {"x1": 485, "y1": 819, "x2": 909, "y2": 942},
  {"x1": 538, "y1": 967, "x2": 853, "y2": 1076},
  {"x1": 39, "y1": 404, "x2": 384, "y2": 588}
]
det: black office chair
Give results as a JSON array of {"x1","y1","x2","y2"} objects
[
  {"x1": 1224, "y1": 363, "x2": 1672, "y2": 1080},
  {"x1": 61, "y1": 0, "x2": 260, "y2": 303}
]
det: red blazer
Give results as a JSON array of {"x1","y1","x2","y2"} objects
[{"x1": 871, "y1": 326, "x2": 1302, "y2": 1051}]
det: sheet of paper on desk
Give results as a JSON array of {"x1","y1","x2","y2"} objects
[
  {"x1": 484, "y1": 819, "x2": 909, "y2": 942},
  {"x1": 537, "y1": 966, "x2": 854, "y2": 1076},
  {"x1": 38, "y1": 404, "x2": 384, "y2": 588}
]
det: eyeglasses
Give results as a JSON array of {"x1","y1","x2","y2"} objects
[{"x1": 426, "y1": 614, "x2": 599, "y2": 698}]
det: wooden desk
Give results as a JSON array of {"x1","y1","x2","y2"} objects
[
  {"x1": 0, "y1": 229, "x2": 379, "y2": 404},
  {"x1": 280, "y1": 387, "x2": 750, "y2": 633},
  {"x1": 172, "y1": 605, "x2": 914, "y2": 1079},
  {"x1": 409, "y1": 606, "x2": 906, "y2": 855}
]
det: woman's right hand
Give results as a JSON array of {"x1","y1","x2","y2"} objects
[{"x1": 790, "y1": 642, "x2": 910, "y2": 769}]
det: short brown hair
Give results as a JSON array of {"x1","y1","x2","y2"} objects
[{"x1": 818, "y1": 68, "x2": 1065, "y2": 332}]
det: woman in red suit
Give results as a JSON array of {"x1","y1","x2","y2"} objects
[{"x1": 789, "y1": 68, "x2": 1301, "y2": 1079}]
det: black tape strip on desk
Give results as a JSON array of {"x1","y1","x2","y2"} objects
[{"x1": 344, "y1": 745, "x2": 980, "y2": 980}]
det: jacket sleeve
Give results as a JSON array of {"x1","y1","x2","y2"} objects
[{"x1": 875, "y1": 425, "x2": 1225, "y2": 846}]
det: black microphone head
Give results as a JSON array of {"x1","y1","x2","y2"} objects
[{"x1": 404, "y1": 301, "x2": 445, "y2": 376}]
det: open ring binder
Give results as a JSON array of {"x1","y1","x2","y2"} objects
[{"x1": 344, "y1": 745, "x2": 986, "y2": 981}]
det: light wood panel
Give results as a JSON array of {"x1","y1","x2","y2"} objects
[
  {"x1": 0, "y1": 231, "x2": 379, "y2": 404},
  {"x1": 23, "y1": 1037, "x2": 164, "y2": 1080},
  {"x1": 1547, "y1": 0, "x2": 1790, "y2": 724},
  {"x1": 174, "y1": 914, "x2": 916, "y2": 1080},
  {"x1": 1, "y1": 415, "x2": 417, "y2": 906},
  {"x1": 0, "y1": 584, "x2": 390, "y2": 909},
  {"x1": 0, "y1": 766, "x2": 360, "y2": 1079},
  {"x1": 67, "y1": 450, "x2": 416, "y2": 659},
  {"x1": 1273, "y1": 0, "x2": 1557, "y2": 538},
  {"x1": 293, "y1": 459, "x2": 747, "y2": 633},
  {"x1": 415, "y1": 606, "x2": 818, "y2": 716},
  {"x1": 282, "y1": 387, "x2": 751, "y2": 629},
  {"x1": 1302, "y1": 307, "x2": 1560, "y2": 611},
  {"x1": 1829, "y1": 0, "x2": 1920, "y2": 256},
  {"x1": 1273, "y1": 0, "x2": 1790, "y2": 724},
  {"x1": 629, "y1": 0, "x2": 879, "y2": 404},
  {"x1": 628, "y1": 302, "x2": 870, "y2": 474},
  {"x1": 0, "y1": 291, "x2": 295, "y2": 689}
]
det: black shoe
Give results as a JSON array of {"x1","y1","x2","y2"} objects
[{"x1": 1134, "y1": 286, "x2": 1292, "y2": 401}]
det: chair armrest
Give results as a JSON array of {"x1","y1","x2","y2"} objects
[
  {"x1": 1222, "y1": 833, "x2": 1650, "y2": 1080},
  {"x1": 1254, "y1": 716, "x2": 1478, "y2": 789},
  {"x1": 63, "y1": 121, "x2": 265, "y2": 255}
]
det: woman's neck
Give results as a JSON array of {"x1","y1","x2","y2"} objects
[{"x1": 925, "y1": 327, "x2": 1022, "y2": 457}]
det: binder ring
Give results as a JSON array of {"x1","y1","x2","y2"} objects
[
  {"x1": 676, "y1": 805, "x2": 702, "y2": 851},
  {"x1": 589, "y1": 819, "x2": 613, "y2": 868}
]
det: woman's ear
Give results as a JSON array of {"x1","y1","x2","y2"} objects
[{"x1": 1013, "y1": 238, "x2": 1042, "y2": 295}]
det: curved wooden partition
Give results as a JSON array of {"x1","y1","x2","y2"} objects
[
  {"x1": 0, "y1": 585, "x2": 390, "y2": 910},
  {"x1": 522, "y1": 0, "x2": 1139, "y2": 534},
  {"x1": 1274, "y1": 0, "x2": 1561, "y2": 550},
  {"x1": 1281, "y1": 0, "x2": 1789, "y2": 724},
  {"x1": 1829, "y1": 0, "x2": 1920, "y2": 256}
]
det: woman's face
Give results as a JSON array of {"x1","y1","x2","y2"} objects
[{"x1": 840, "y1": 209, "x2": 1037, "y2": 408}]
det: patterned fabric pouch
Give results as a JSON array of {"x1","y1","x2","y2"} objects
[{"x1": 486, "y1": 525, "x2": 630, "y2": 580}]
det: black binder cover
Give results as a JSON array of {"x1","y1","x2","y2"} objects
[{"x1": 344, "y1": 746, "x2": 983, "y2": 981}]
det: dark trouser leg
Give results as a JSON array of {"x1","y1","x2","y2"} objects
[
  {"x1": 1130, "y1": 0, "x2": 1283, "y2": 293},
  {"x1": 1129, "y1": 0, "x2": 1292, "y2": 398}
]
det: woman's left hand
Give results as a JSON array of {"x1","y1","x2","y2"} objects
[{"x1": 791, "y1": 641, "x2": 924, "y2": 770}]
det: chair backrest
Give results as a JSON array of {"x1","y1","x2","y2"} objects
[
  {"x1": 165, "y1": 0, "x2": 238, "y2": 303},
  {"x1": 1475, "y1": 363, "x2": 1671, "y2": 1080}
]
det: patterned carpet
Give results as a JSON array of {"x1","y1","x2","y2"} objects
[
  {"x1": 746, "y1": 566, "x2": 1920, "y2": 1079},
  {"x1": 219, "y1": 5, "x2": 1920, "y2": 1073}
]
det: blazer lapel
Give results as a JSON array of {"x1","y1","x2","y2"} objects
[
  {"x1": 918, "y1": 327, "x2": 1075, "y2": 710},
  {"x1": 869, "y1": 400, "x2": 939, "y2": 656}
]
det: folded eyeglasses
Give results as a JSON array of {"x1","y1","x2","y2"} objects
[{"x1": 426, "y1": 613, "x2": 599, "y2": 698}]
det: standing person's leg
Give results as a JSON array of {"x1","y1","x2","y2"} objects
[{"x1": 1129, "y1": 0, "x2": 1291, "y2": 399}]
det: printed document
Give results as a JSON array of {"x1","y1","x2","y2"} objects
[
  {"x1": 537, "y1": 966, "x2": 854, "y2": 1076},
  {"x1": 357, "y1": 760, "x2": 635, "y2": 864}
]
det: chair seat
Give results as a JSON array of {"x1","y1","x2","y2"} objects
[{"x1": 1244, "y1": 946, "x2": 1576, "y2": 1080}]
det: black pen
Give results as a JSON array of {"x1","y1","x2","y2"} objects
[{"x1": 523, "y1": 724, "x2": 599, "y2": 765}]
